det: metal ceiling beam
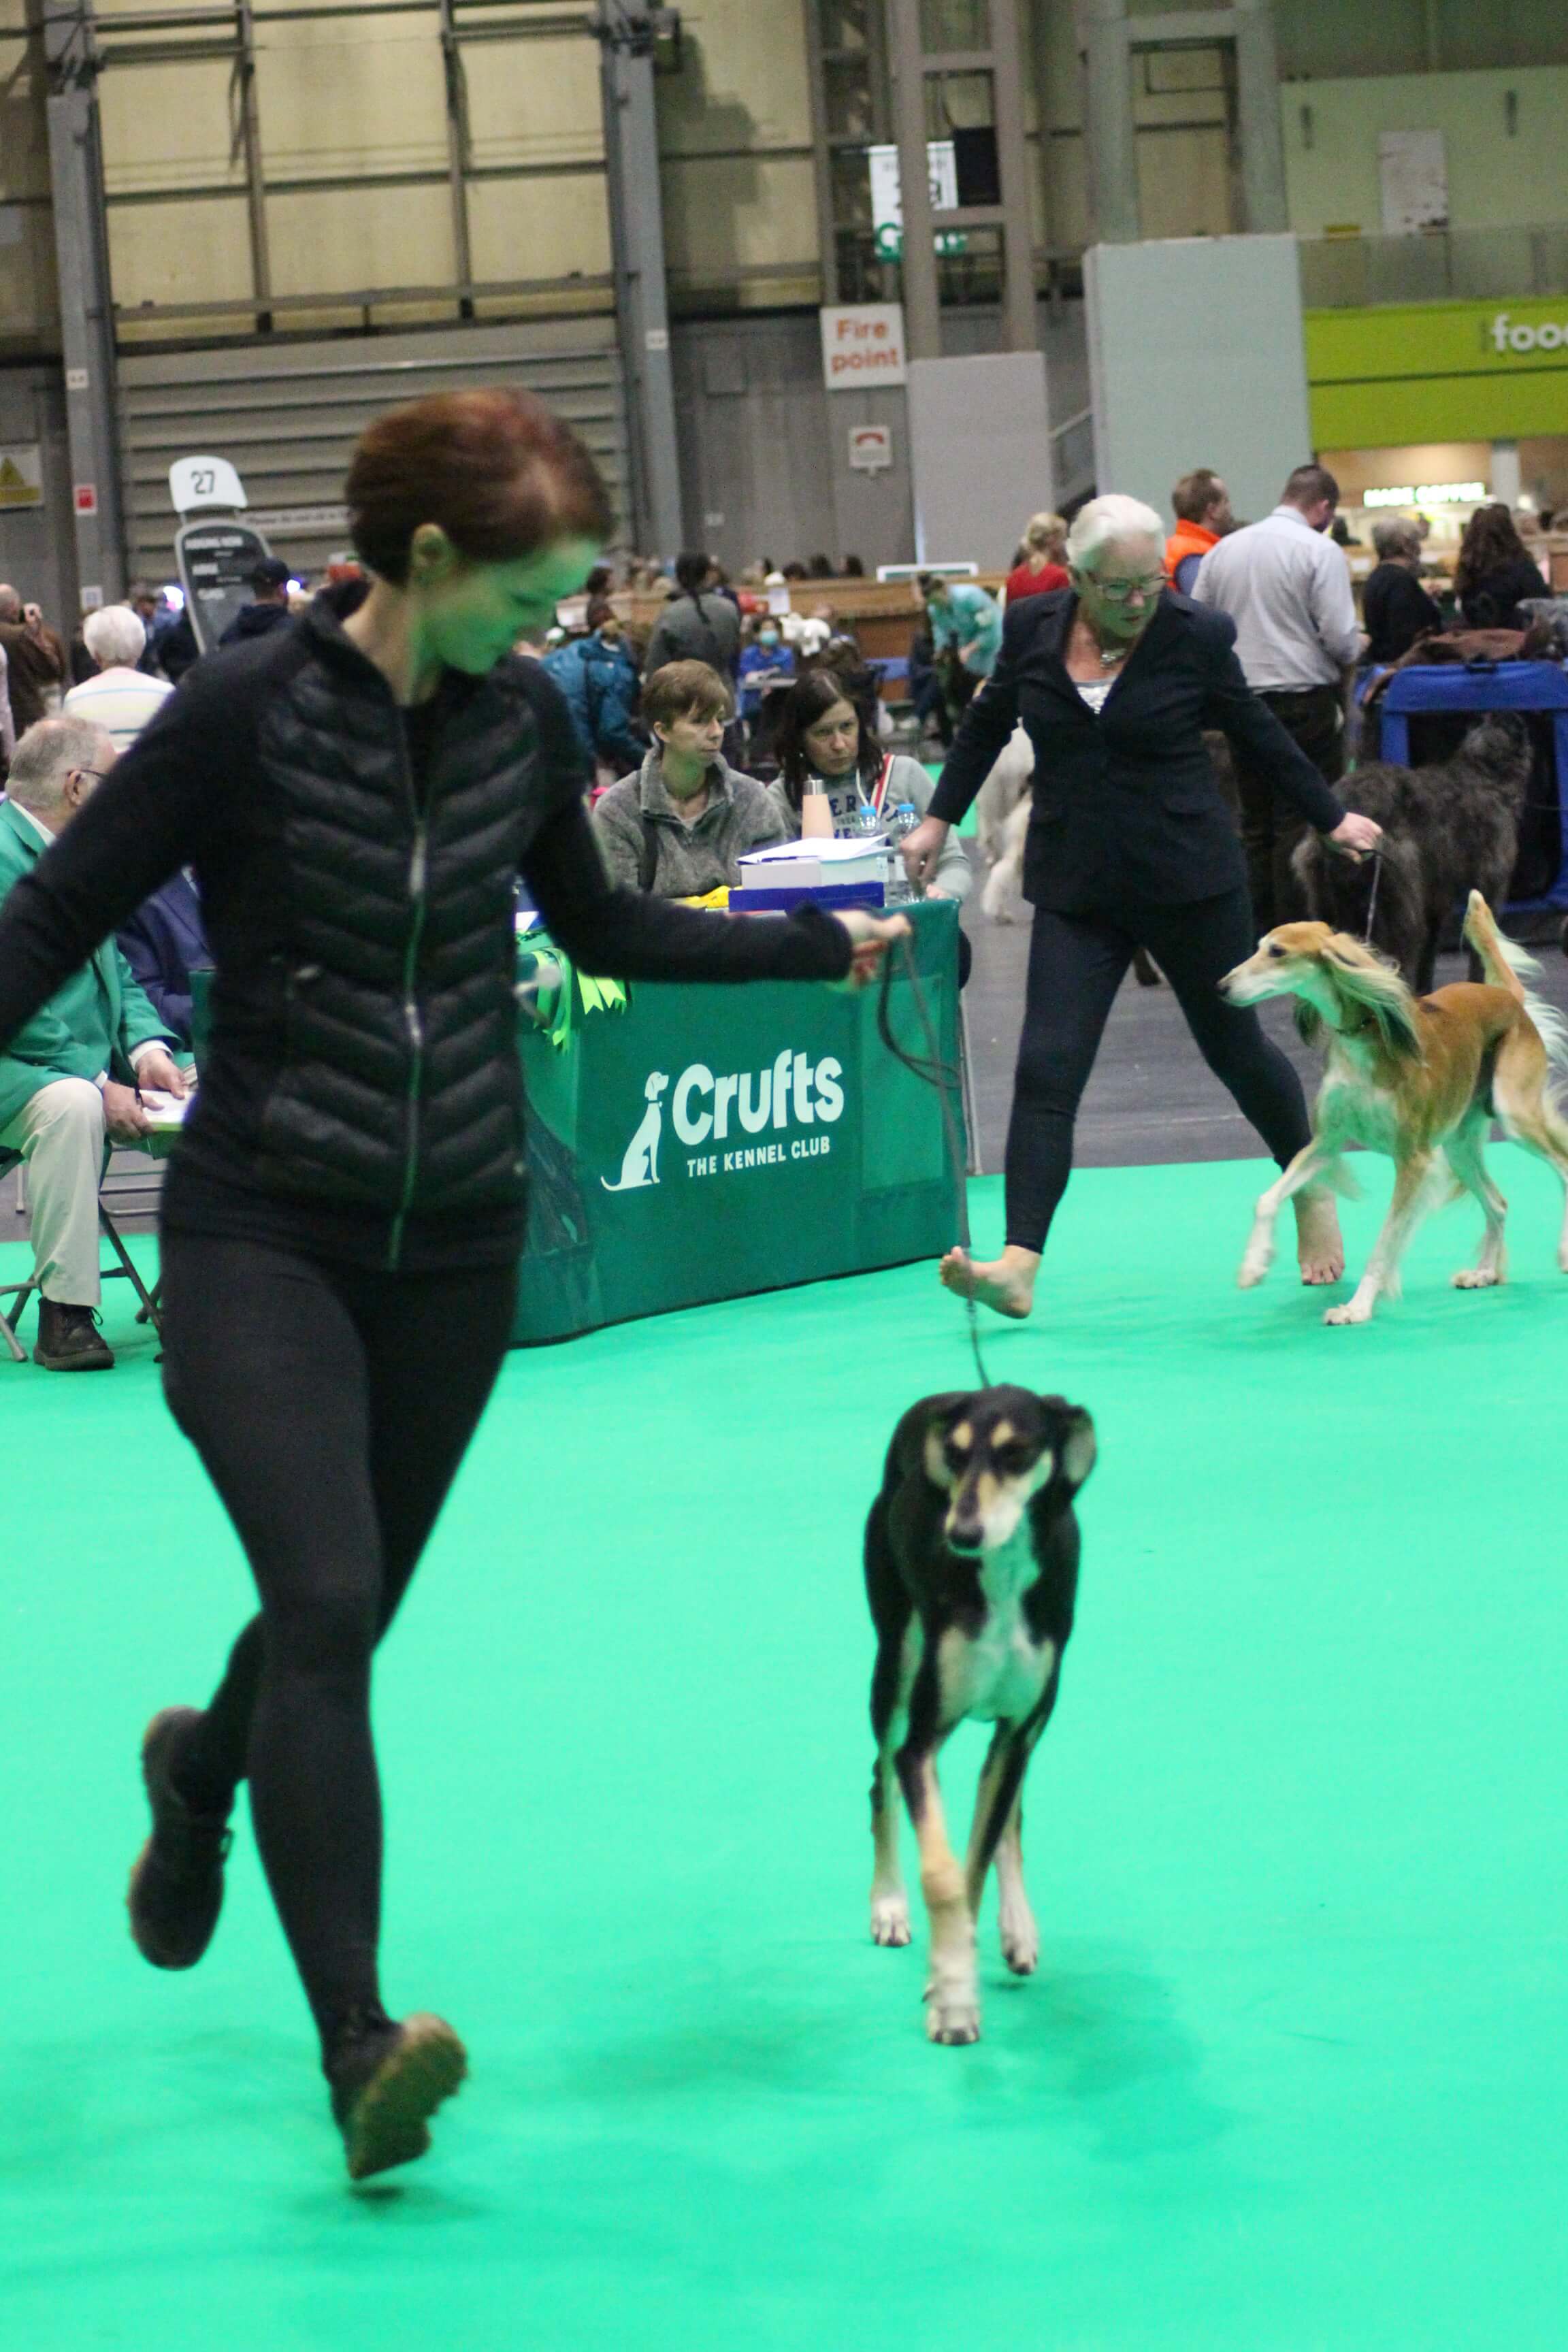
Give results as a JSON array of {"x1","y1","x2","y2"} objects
[
  {"x1": 42, "y1": 0, "x2": 127, "y2": 606},
  {"x1": 596, "y1": 0, "x2": 681, "y2": 557}
]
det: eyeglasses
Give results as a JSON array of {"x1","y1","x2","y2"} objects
[{"x1": 1088, "y1": 574, "x2": 1166, "y2": 603}]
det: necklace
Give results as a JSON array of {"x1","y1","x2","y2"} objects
[{"x1": 1098, "y1": 638, "x2": 1128, "y2": 668}]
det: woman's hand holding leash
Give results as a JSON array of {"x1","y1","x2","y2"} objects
[
  {"x1": 902, "y1": 815, "x2": 950, "y2": 890},
  {"x1": 1328, "y1": 813, "x2": 1382, "y2": 860},
  {"x1": 834, "y1": 907, "x2": 913, "y2": 990}
]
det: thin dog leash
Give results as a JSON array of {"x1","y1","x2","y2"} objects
[
  {"x1": 1360, "y1": 846, "x2": 1384, "y2": 945},
  {"x1": 875, "y1": 927, "x2": 994, "y2": 1389}
]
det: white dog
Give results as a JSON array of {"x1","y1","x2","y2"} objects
[
  {"x1": 981, "y1": 795, "x2": 1032, "y2": 926},
  {"x1": 973, "y1": 724, "x2": 1034, "y2": 872},
  {"x1": 968, "y1": 725, "x2": 1035, "y2": 928}
]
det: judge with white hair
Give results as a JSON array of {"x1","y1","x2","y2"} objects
[
  {"x1": 0, "y1": 717, "x2": 185, "y2": 1367},
  {"x1": 63, "y1": 606, "x2": 207, "y2": 1041},
  {"x1": 63, "y1": 604, "x2": 175, "y2": 752},
  {"x1": 900, "y1": 491, "x2": 1382, "y2": 1322}
]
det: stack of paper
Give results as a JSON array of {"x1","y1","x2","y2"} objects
[
  {"x1": 735, "y1": 837, "x2": 888, "y2": 892},
  {"x1": 136, "y1": 1089, "x2": 189, "y2": 1132}
]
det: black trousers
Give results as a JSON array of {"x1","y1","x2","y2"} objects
[
  {"x1": 159, "y1": 1232, "x2": 517, "y2": 2044},
  {"x1": 1232, "y1": 683, "x2": 1345, "y2": 934},
  {"x1": 1004, "y1": 887, "x2": 1313, "y2": 1256}
]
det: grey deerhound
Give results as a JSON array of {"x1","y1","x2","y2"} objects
[{"x1": 1292, "y1": 712, "x2": 1533, "y2": 994}]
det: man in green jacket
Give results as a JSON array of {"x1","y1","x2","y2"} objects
[{"x1": 0, "y1": 716, "x2": 185, "y2": 1369}]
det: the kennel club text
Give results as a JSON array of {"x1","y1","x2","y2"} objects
[
  {"x1": 600, "y1": 1051, "x2": 846, "y2": 1193},
  {"x1": 678, "y1": 1051, "x2": 843, "y2": 1177}
]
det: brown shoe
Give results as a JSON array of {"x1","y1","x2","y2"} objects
[
  {"x1": 327, "y1": 2011, "x2": 468, "y2": 2183},
  {"x1": 33, "y1": 1298, "x2": 114, "y2": 1370}
]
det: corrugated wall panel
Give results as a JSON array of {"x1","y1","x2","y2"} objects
[{"x1": 116, "y1": 317, "x2": 627, "y2": 583}]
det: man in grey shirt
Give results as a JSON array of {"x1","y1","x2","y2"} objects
[
  {"x1": 1193, "y1": 461, "x2": 1363, "y2": 930},
  {"x1": 592, "y1": 660, "x2": 787, "y2": 897}
]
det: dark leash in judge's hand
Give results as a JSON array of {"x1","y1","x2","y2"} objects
[
  {"x1": 874, "y1": 924, "x2": 993, "y2": 1389},
  {"x1": 1326, "y1": 832, "x2": 1384, "y2": 944},
  {"x1": 1360, "y1": 845, "x2": 1384, "y2": 945}
]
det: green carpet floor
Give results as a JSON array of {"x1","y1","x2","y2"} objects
[{"x1": 1, "y1": 1153, "x2": 1565, "y2": 2350}]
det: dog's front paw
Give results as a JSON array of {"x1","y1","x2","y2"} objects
[
  {"x1": 1322, "y1": 1298, "x2": 1373, "y2": 1326},
  {"x1": 870, "y1": 1893, "x2": 912, "y2": 1947},
  {"x1": 1238, "y1": 1219, "x2": 1275, "y2": 1288},
  {"x1": 999, "y1": 1915, "x2": 1039, "y2": 1976},
  {"x1": 926, "y1": 1999, "x2": 981, "y2": 2046},
  {"x1": 924, "y1": 1947, "x2": 981, "y2": 2042},
  {"x1": 1452, "y1": 1267, "x2": 1503, "y2": 1288}
]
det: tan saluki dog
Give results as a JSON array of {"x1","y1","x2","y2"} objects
[{"x1": 1220, "y1": 892, "x2": 1568, "y2": 1325}]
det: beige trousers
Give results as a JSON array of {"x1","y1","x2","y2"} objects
[{"x1": 0, "y1": 1077, "x2": 105, "y2": 1305}]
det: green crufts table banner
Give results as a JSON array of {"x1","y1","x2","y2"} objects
[{"x1": 512, "y1": 898, "x2": 966, "y2": 1344}]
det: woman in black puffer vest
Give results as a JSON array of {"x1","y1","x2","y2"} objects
[{"x1": 0, "y1": 389, "x2": 902, "y2": 2180}]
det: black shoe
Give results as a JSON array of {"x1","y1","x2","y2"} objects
[
  {"x1": 127, "y1": 1708, "x2": 234, "y2": 1970},
  {"x1": 327, "y1": 2008, "x2": 468, "y2": 2183},
  {"x1": 33, "y1": 1299, "x2": 114, "y2": 1371}
]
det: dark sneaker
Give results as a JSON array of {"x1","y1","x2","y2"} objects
[
  {"x1": 34, "y1": 1299, "x2": 114, "y2": 1371},
  {"x1": 327, "y1": 2010, "x2": 468, "y2": 2183},
  {"x1": 127, "y1": 1708, "x2": 234, "y2": 1969}
]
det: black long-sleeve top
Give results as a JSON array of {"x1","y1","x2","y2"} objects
[
  {"x1": 0, "y1": 593, "x2": 851, "y2": 1270},
  {"x1": 930, "y1": 589, "x2": 1345, "y2": 912},
  {"x1": 1362, "y1": 563, "x2": 1443, "y2": 666},
  {"x1": 1458, "y1": 555, "x2": 1548, "y2": 633}
]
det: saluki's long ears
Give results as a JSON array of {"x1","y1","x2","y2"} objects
[{"x1": 1320, "y1": 934, "x2": 1423, "y2": 1058}]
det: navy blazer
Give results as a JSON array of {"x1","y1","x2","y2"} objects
[
  {"x1": 116, "y1": 869, "x2": 210, "y2": 1047},
  {"x1": 930, "y1": 589, "x2": 1347, "y2": 911}
]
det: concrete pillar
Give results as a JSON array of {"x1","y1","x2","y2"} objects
[
  {"x1": 1490, "y1": 440, "x2": 1522, "y2": 507},
  {"x1": 886, "y1": 0, "x2": 940, "y2": 361},
  {"x1": 41, "y1": 0, "x2": 127, "y2": 608},
  {"x1": 985, "y1": 0, "x2": 1038, "y2": 353},
  {"x1": 598, "y1": 0, "x2": 683, "y2": 558},
  {"x1": 802, "y1": 0, "x2": 840, "y2": 306},
  {"x1": 1233, "y1": 0, "x2": 1289, "y2": 235},
  {"x1": 887, "y1": 0, "x2": 1039, "y2": 357},
  {"x1": 1082, "y1": 0, "x2": 1288, "y2": 243},
  {"x1": 1080, "y1": 0, "x2": 1139, "y2": 246}
]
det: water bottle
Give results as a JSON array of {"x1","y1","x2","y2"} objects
[{"x1": 885, "y1": 801, "x2": 920, "y2": 904}]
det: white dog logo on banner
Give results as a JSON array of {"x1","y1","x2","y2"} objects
[{"x1": 602, "y1": 1072, "x2": 671, "y2": 1191}]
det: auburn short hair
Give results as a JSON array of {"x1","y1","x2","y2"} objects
[
  {"x1": 643, "y1": 660, "x2": 732, "y2": 732},
  {"x1": 345, "y1": 387, "x2": 614, "y2": 585}
]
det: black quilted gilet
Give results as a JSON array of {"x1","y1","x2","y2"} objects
[{"x1": 251, "y1": 651, "x2": 533, "y2": 1258}]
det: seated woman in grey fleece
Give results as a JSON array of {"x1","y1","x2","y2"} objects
[
  {"x1": 591, "y1": 659, "x2": 787, "y2": 896},
  {"x1": 766, "y1": 668, "x2": 972, "y2": 903}
]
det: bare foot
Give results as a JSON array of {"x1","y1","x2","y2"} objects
[
  {"x1": 939, "y1": 1245, "x2": 1039, "y2": 1320},
  {"x1": 1294, "y1": 1189, "x2": 1345, "y2": 1286}
]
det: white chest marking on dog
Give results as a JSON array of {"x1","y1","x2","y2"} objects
[{"x1": 938, "y1": 1529, "x2": 1056, "y2": 1725}]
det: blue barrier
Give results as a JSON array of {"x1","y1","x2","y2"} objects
[{"x1": 1379, "y1": 660, "x2": 1568, "y2": 911}]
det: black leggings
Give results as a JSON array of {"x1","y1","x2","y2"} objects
[
  {"x1": 1004, "y1": 887, "x2": 1312, "y2": 1256},
  {"x1": 159, "y1": 1232, "x2": 517, "y2": 2045}
]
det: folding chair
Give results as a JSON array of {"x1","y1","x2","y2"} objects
[
  {"x1": 99, "y1": 1196, "x2": 163, "y2": 1335},
  {"x1": 0, "y1": 1143, "x2": 163, "y2": 1361},
  {"x1": 0, "y1": 1146, "x2": 35, "y2": 1360}
]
